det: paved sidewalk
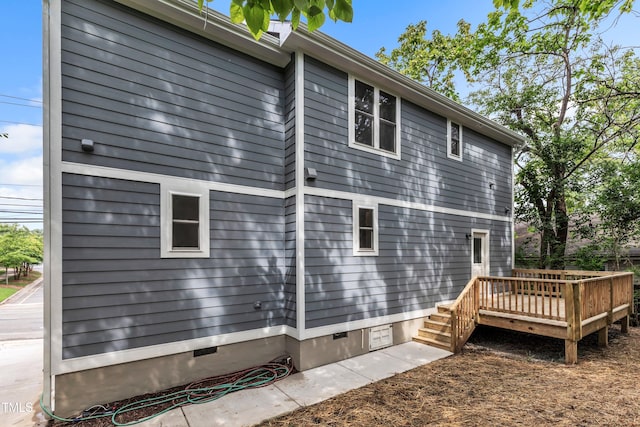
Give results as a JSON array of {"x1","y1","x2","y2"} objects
[
  {"x1": 137, "y1": 342, "x2": 451, "y2": 427},
  {"x1": 0, "y1": 277, "x2": 45, "y2": 427}
]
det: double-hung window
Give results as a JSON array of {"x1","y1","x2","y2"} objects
[
  {"x1": 353, "y1": 202, "x2": 379, "y2": 256},
  {"x1": 447, "y1": 119, "x2": 463, "y2": 161},
  {"x1": 349, "y1": 77, "x2": 401, "y2": 159},
  {"x1": 161, "y1": 184, "x2": 210, "y2": 258}
]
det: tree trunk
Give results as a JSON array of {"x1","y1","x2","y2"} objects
[{"x1": 550, "y1": 191, "x2": 569, "y2": 269}]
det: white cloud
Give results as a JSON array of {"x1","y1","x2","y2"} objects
[
  {"x1": 0, "y1": 156, "x2": 43, "y2": 187},
  {"x1": 0, "y1": 124, "x2": 42, "y2": 154}
]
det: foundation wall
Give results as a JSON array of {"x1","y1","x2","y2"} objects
[
  {"x1": 54, "y1": 336, "x2": 286, "y2": 417},
  {"x1": 54, "y1": 317, "x2": 428, "y2": 417}
]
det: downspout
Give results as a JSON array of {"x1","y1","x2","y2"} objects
[{"x1": 42, "y1": 0, "x2": 53, "y2": 413}]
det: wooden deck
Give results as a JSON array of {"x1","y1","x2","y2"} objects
[{"x1": 416, "y1": 269, "x2": 635, "y2": 363}]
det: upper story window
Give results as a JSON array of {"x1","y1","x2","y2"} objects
[
  {"x1": 353, "y1": 202, "x2": 379, "y2": 256},
  {"x1": 447, "y1": 120, "x2": 463, "y2": 161},
  {"x1": 161, "y1": 184, "x2": 210, "y2": 258},
  {"x1": 348, "y1": 77, "x2": 401, "y2": 159}
]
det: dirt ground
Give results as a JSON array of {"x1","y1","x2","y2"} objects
[
  {"x1": 259, "y1": 324, "x2": 640, "y2": 427},
  {"x1": 54, "y1": 324, "x2": 639, "y2": 427}
]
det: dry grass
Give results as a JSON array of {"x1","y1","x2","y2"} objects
[{"x1": 258, "y1": 325, "x2": 640, "y2": 427}]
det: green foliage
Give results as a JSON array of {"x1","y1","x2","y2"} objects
[
  {"x1": 198, "y1": 0, "x2": 352, "y2": 39},
  {"x1": 573, "y1": 245, "x2": 605, "y2": 271},
  {"x1": 375, "y1": 20, "x2": 473, "y2": 101},
  {"x1": 379, "y1": 0, "x2": 638, "y2": 268},
  {"x1": 574, "y1": 158, "x2": 640, "y2": 270},
  {"x1": 0, "y1": 225, "x2": 43, "y2": 283},
  {"x1": 493, "y1": 0, "x2": 634, "y2": 19}
]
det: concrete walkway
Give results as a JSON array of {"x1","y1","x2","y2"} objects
[
  {"x1": 0, "y1": 276, "x2": 45, "y2": 427},
  {"x1": 137, "y1": 343, "x2": 451, "y2": 427}
]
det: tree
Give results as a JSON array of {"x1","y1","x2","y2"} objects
[
  {"x1": 0, "y1": 225, "x2": 43, "y2": 284},
  {"x1": 575, "y1": 158, "x2": 640, "y2": 270},
  {"x1": 198, "y1": 0, "x2": 353, "y2": 39},
  {"x1": 379, "y1": 1, "x2": 639, "y2": 268},
  {"x1": 375, "y1": 20, "x2": 472, "y2": 102}
]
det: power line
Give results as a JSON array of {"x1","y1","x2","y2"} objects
[
  {"x1": 0, "y1": 196, "x2": 43, "y2": 201},
  {"x1": 0, "y1": 203, "x2": 43, "y2": 207},
  {"x1": 0, "y1": 101, "x2": 41, "y2": 109},
  {"x1": 0, "y1": 210, "x2": 43, "y2": 213},
  {"x1": 0, "y1": 94, "x2": 43, "y2": 104},
  {"x1": 0, "y1": 183, "x2": 43, "y2": 187},
  {"x1": 0, "y1": 120, "x2": 43, "y2": 127}
]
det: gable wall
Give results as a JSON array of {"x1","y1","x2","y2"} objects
[{"x1": 59, "y1": 0, "x2": 288, "y2": 359}]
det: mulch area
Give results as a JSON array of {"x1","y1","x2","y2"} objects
[
  {"x1": 51, "y1": 324, "x2": 639, "y2": 426},
  {"x1": 259, "y1": 324, "x2": 640, "y2": 427}
]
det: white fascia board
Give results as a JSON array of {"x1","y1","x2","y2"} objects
[
  {"x1": 282, "y1": 30, "x2": 525, "y2": 148},
  {"x1": 113, "y1": 0, "x2": 292, "y2": 68}
]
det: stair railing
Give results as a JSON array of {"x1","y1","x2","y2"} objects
[{"x1": 449, "y1": 276, "x2": 479, "y2": 353}]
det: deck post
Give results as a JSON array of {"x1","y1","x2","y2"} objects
[
  {"x1": 608, "y1": 277, "x2": 614, "y2": 324},
  {"x1": 620, "y1": 315, "x2": 629, "y2": 334},
  {"x1": 597, "y1": 326, "x2": 608, "y2": 347},
  {"x1": 565, "y1": 340, "x2": 578, "y2": 364},
  {"x1": 450, "y1": 308, "x2": 458, "y2": 353}
]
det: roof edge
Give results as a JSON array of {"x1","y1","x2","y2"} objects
[
  {"x1": 113, "y1": 0, "x2": 292, "y2": 68},
  {"x1": 282, "y1": 27, "x2": 525, "y2": 147}
]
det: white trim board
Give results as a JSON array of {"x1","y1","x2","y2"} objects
[
  {"x1": 53, "y1": 325, "x2": 297, "y2": 375},
  {"x1": 60, "y1": 163, "x2": 508, "y2": 223},
  {"x1": 300, "y1": 306, "x2": 439, "y2": 341},
  {"x1": 53, "y1": 304, "x2": 441, "y2": 373},
  {"x1": 305, "y1": 186, "x2": 511, "y2": 223},
  {"x1": 43, "y1": 0, "x2": 63, "y2": 411},
  {"x1": 295, "y1": 51, "x2": 306, "y2": 337},
  {"x1": 61, "y1": 162, "x2": 285, "y2": 200}
]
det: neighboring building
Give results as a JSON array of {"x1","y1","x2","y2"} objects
[
  {"x1": 43, "y1": 0, "x2": 524, "y2": 416},
  {"x1": 515, "y1": 221, "x2": 640, "y2": 271}
]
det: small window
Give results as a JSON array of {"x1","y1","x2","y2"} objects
[
  {"x1": 447, "y1": 120, "x2": 463, "y2": 161},
  {"x1": 349, "y1": 77, "x2": 401, "y2": 159},
  {"x1": 353, "y1": 202, "x2": 379, "y2": 256},
  {"x1": 473, "y1": 237, "x2": 482, "y2": 264},
  {"x1": 172, "y1": 195, "x2": 200, "y2": 249},
  {"x1": 161, "y1": 185, "x2": 210, "y2": 258}
]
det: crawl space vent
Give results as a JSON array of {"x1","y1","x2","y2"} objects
[{"x1": 369, "y1": 324, "x2": 393, "y2": 351}]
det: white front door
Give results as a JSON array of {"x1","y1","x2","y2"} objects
[{"x1": 471, "y1": 230, "x2": 490, "y2": 277}]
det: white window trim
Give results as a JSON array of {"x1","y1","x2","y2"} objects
[
  {"x1": 161, "y1": 183, "x2": 210, "y2": 258},
  {"x1": 348, "y1": 76, "x2": 401, "y2": 160},
  {"x1": 353, "y1": 201, "x2": 379, "y2": 256},
  {"x1": 447, "y1": 119, "x2": 463, "y2": 161}
]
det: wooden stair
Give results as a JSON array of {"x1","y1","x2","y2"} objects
[{"x1": 413, "y1": 304, "x2": 452, "y2": 351}]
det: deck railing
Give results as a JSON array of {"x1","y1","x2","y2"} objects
[
  {"x1": 478, "y1": 276, "x2": 566, "y2": 321},
  {"x1": 448, "y1": 269, "x2": 634, "y2": 359},
  {"x1": 449, "y1": 277, "x2": 479, "y2": 353}
]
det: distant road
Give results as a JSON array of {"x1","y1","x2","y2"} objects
[{"x1": 0, "y1": 275, "x2": 44, "y2": 426}]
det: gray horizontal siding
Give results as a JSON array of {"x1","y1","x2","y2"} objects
[
  {"x1": 303, "y1": 56, "x2": 513, "y2": 216},
  {"x1": 62, "y1": 173, "x2": 286, "y2": 359},
  {"x1": 304, "y1": 195, "x2": 512, "y2": 328},
  {"x1": 61, "y1": 0, "x2": 285, "y2": 190},
  {"x1": 284, "y1": 59, "x2": 296, "y2": 191},
  {"x1": 284, "y1": 196, "x2": 297, "y2": 327}
]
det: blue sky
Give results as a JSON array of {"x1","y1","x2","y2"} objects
[{"x1": 0, "y1": 1, "x2": 638, "y2": 229}]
